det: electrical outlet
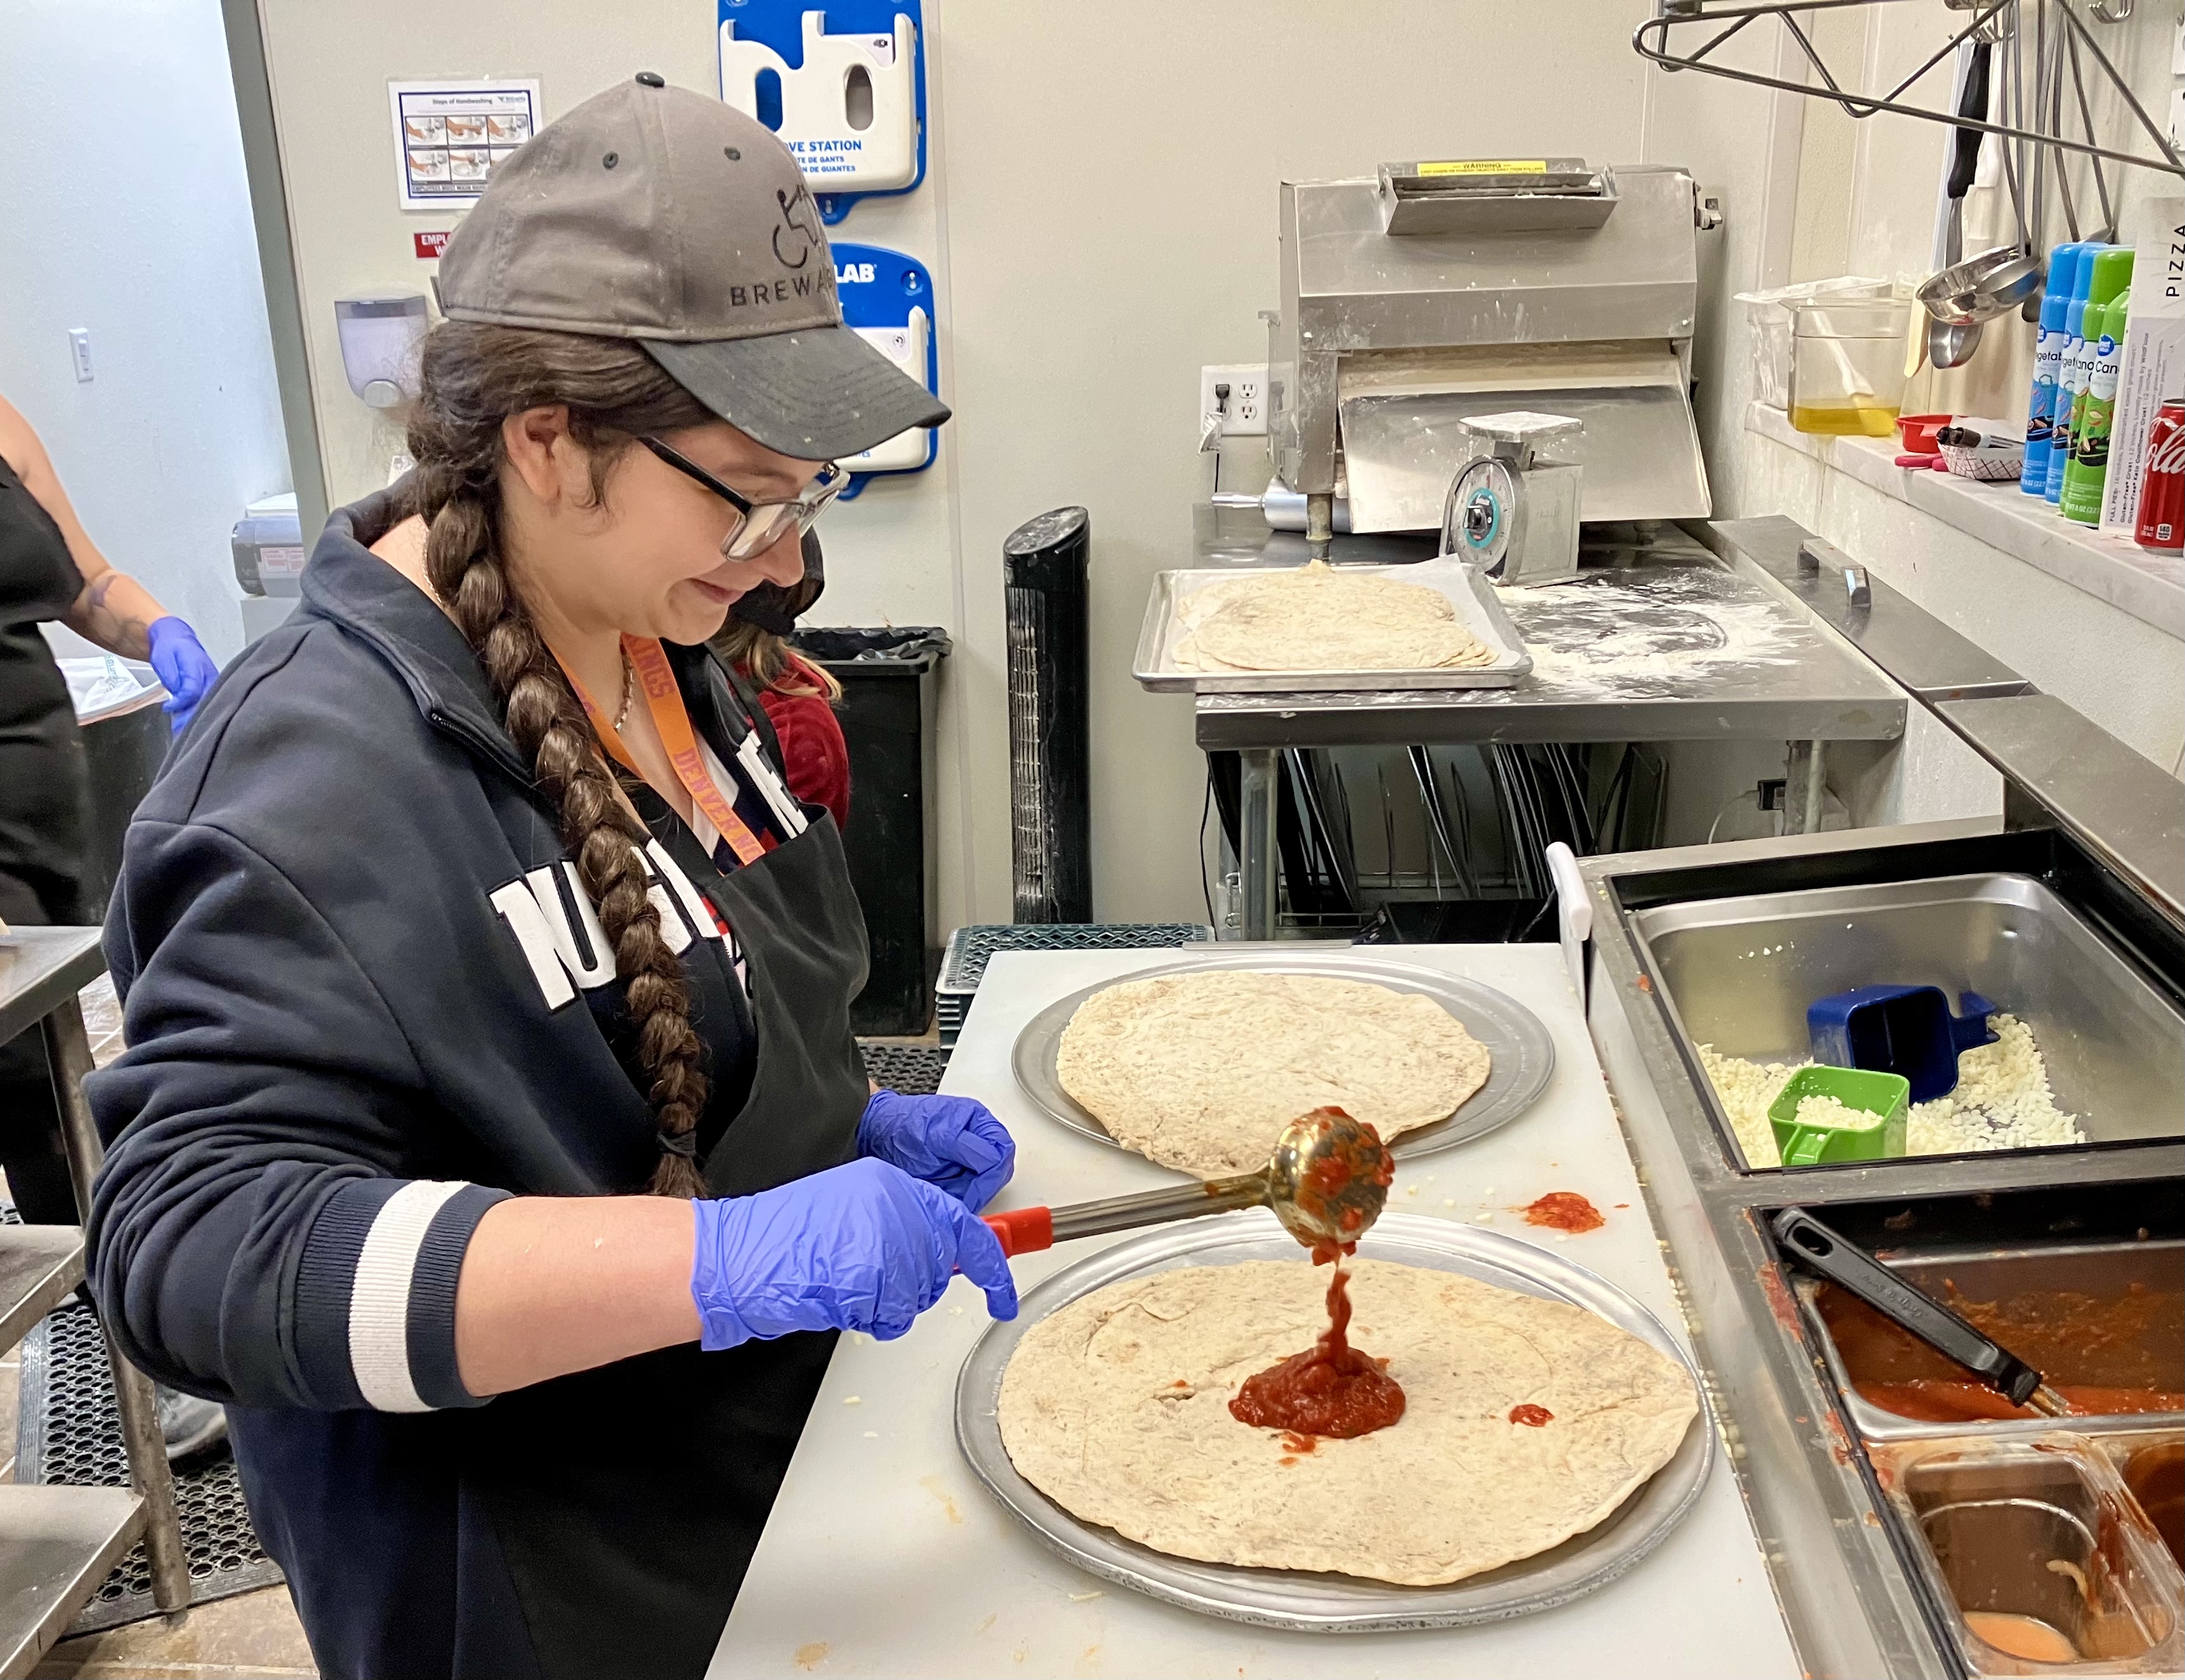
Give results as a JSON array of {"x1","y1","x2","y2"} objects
[{"x1": 1199, "y1": 363, "x2": 1267, "y2": 437}]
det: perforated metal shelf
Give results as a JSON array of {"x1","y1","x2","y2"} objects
[
  {"x1": 18, "y1": 1303, "x2": 282, "y2": 1635},
  {"x1": 934, "y1": 924, "x2": 1214, "y2": 1045}
]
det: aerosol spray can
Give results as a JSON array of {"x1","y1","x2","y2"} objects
[
  {"x1": 2022, "y1": 243, "x2": 2088, "y2": 496},
  {"x1": 2060, "y1": 252, "x2": 2133, "y2": 525}
]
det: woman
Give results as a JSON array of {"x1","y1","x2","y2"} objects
[
  {"x1": 0, "y1": 394, "x2": 219, "y2": 1207},
  {"x1": 1, "y1": 396, "x2": 225, "y2": 1459},
  {"x1": 87, "y1": 76, "x2": 1017, "y2": 1679},
  {"x1": 710, "y1": 529, "x2": 850, "y2": 829}
]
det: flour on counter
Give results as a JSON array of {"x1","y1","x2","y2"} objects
[
  {"x1": 1500, "y1": 569, "x2": 1804, "y2": 698},
  {"x1": 1698, "y1": 1015, "x2": 2084, "y2": 1167}
]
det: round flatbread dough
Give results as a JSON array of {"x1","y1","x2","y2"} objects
[
  {"x1": 1173, "y1": 564, "x2": 1495, "y2": 674},
  {"x1": 997, "y1": 1258, "x2": 1699, "y2": 1586},
  {"x1": 1056, "y1": 971, "x2": 1490, "y2": 1177}
]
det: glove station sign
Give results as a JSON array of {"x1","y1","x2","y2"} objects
[{"x1": 388, "y1": 78, "x2": 542, "y2": 212}]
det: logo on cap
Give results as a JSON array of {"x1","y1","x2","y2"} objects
[{"x1": 772, "y1": 185, "x2": 823, "y2": 269}]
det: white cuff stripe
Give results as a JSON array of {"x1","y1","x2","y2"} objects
[{"x1": 349, "y1": 1180, "x2": 468, "y2": 1413}]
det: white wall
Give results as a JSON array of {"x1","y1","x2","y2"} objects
[
  {"x1": 253, "y1": 0, "x2": 1661, "y2": 930},
  {"x1": 1643, "y1": 1, "x2": 2185, "y2": 786},
  {"x1": 0, "y1": 0, "x2": 287, "y2": 662}
]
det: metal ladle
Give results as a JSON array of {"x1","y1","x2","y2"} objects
[
  {"x1": 980, "y1": 1107, "x2": 1394, "y2": 1259},
  {"x1": 1926, "y1": 38, "x2": 1992, "y2": 370}
]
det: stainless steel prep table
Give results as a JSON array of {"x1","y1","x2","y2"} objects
[{"x1": 1179, "y1": 510, "x2": 1908, "y2": 935}]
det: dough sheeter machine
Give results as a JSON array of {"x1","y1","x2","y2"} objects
[{"x1": 1149, "y1": 158, "x2": 1954, "y2": 938}]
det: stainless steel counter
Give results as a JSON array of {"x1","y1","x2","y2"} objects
[
  {"x1": 1180, "y1": 509, "x2": 1911, "y2": 935},
  {"x1": 1574, "y1": 815, "x2": 2184, "y2": 1677},
  {"x1": 1186, "y1": 519, "x2": 1907, "y2": 750}
]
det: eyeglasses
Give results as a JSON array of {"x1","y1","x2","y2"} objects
[{"x1": 639, "y1": 436, "x2": 846, "y2": 562}]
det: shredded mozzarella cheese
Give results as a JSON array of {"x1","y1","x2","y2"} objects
[{"x1": 1698, "y1": 1014, "x2": 2083, "y2": 1167}]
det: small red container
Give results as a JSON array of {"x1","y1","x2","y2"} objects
[
  {"x1": 1896, "y1": 413, "x2": 1952, "y2": 454},
  {"x1": 2137, "y1": 398, "x2": 2185, "y2": 556}
]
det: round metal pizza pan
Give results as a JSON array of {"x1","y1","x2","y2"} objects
[
  {"x1": 955, "y1": 1210, "x2": 1715, "y2": 1633},
  {"x1": 1009, "y1": 951, "x2": 1554, "y2": 1163}
]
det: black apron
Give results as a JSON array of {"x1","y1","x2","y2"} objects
[
  {"x1": 449, "y1": 802, "x2": 872, "y2": 1679},
  {"x1": 0, "y1": 450, "x2": 91, "y2": 1226},
  {"x1": 233, "y1": 680, "x2": 874, "y2": 1680},
  {"x1": 0, "y1": 450, "x2": 89, "y2": 913}
]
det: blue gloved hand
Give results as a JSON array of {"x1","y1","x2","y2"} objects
[
  {"x1": 689, "y1": 1156, "x2": 1017, "y2": 1352},
  {"x1": 857, "y1": 1089, "x2": 1016, "y2": 1212},
  {"x1": 145, "y1": 617, "x2": 219, "y2": 735}
]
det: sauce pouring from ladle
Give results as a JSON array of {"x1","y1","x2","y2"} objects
[{"x1": 979, "y1": 1106, "x2": 1395, "y2": 1260}]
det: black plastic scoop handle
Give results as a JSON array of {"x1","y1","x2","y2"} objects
[{"x1": 1770, "y1": 1207, "x2": 2063, "y2": 1412}]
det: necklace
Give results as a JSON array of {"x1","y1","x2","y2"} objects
[{"x1": 612, "y1": 649, "x2": 637, "y2": 732}]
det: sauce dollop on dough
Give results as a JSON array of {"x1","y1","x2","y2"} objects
[{"x1": 1230, "y1": 1267, "x2": 1406, "y2": 1439}]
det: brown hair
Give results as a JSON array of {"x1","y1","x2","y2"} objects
[
  {"x1": 709, "y1": 619, "x2": 843, "y2": 702},
  {"x1": 405, "y1": 321, "x2": 716, "y2": 1196}
]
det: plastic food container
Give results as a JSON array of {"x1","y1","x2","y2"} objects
[
  {"x1": 1738, "y1": 276, "x2": 1892, "y2": 410},
  {"x1": 1877, "y1": 1433, "x2": 2184, "y2": 1674},
  {"x1": 1788, "y1": 299, "x2": 1915, "y2": 437}
]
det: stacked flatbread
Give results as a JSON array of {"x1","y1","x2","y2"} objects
[
  {"x1": 998, "y1": 1259, "x2": 1699, "y2": 1585},
  {"x1": 1055, "y1": 971, "x2": 1489, "y2": 1177},
  {"x1": 1172, "y1": 563, "x2": 1495, "y2": 675}
]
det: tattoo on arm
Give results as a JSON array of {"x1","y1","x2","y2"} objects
[{"x1": 68, "y1": 570, "x2": 154, "y2": 660}]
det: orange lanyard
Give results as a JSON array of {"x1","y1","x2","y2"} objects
[{"x1": 561, "y1": 635, "x2": 768, "y2": 866}]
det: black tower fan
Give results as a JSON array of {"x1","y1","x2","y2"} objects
[{"x1": 1003, "y1": 506, "x2": 1092, "y2": 923}]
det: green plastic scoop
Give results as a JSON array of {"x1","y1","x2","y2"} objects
[{"x1": 1767, "y1": 1066, "x2": 1910, "y2": 1167}]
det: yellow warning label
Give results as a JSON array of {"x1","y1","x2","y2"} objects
[{"x1": 1415, "y1": 159, "x2": 1548, "y2": 176}]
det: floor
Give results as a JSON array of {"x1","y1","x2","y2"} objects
[{"x1": 18, "y1": 979, "x2": 321, "y2": 1679}]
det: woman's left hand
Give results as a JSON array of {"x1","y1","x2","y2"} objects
[
  {"x1": 856, "y1": 1090, "x2": 1016, "y2": 1212},
  {"x1": 147, "y1": 617, "x2": 220, "y2": 735}
]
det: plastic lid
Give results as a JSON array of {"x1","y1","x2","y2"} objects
[
  {"x1": 2086, "y1": 247, "x2": 2135, "y2": 308},
  {"x1": 2064, "y1": 243, "x2": 2106, "y2": 301}
]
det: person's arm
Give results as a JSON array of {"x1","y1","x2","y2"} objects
[
  {"x1": 452, "y1": 1196, "x2": 699, "y2": 1396},
  {"x1": 0, "y1": 394, "x2": 166, "y2": 659},
  {"x1": 91, "y1": 817, "x2": 1012, "y2": 1411}
]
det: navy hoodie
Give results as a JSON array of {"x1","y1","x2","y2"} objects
[{"x1": 86, "y1": 487, "x2": 772, "y2": 1416}]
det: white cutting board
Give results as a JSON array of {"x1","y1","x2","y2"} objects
[{"x1": 708, "y1": 945, "x2": 1799, "y2": 1680}]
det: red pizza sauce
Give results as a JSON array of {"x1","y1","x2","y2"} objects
[
  {"x1": 1508, "y1": 1404, "x2": 1554, "y2": 1427},
  {"x1": 1520, "y1": 1191, "x2": 1606, "y2": 1233},
  {"x1": 1230, "y1": 1267, "x2": 1406, "y2": 1440}
]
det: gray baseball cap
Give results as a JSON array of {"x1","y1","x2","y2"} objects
[{"x1": 436, "y1": 73, "x2": 948, "y2": 462}]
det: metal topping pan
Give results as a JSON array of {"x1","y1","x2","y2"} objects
[
  {"x1": 1011, "y1": 949, "x2": 1555, "y2": 1164},
  {"x1": 1133, "y1": 558, "x2": 1532, "y2": 694},
  {"x1": 955, "y1": 1212, "x2": 1715, "y2": 1633}
]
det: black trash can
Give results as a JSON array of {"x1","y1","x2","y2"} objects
[{"x1": 790, "y1": 627, "x2": 951, "y2": 1035}]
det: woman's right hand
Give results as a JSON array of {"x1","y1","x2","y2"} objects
[{"x1": 690, "y1": 1158, "x2": 1018, "y2": 1351}]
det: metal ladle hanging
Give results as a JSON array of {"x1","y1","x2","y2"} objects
[
  {"x1": 1921, "y1": 8, "x2": 2042, "y2": 341},
  {"x1": 1924, "y1": 38, "x2": 1991, "y2": 369}
]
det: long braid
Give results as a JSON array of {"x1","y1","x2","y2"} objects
[{"x1": 408, "y1": 325, "x2": 718, "y2": 1196}]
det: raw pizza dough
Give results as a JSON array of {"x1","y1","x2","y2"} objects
[
  {"x1": 997, "y1": 1258, "x2": 1699, "y2": 1586},
  {"x1": 1055, "y1": 970, "x2": 1490, "y2": 1177},
  {"x1": 1172, "y1": 563, "x2": 1496, "y2": 674}
]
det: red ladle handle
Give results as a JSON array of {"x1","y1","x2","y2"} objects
[{"x1": 982, "y1": 1206, "x2": 1055, "y2": 1258}]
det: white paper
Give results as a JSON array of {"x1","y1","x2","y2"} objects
[
  {"x1": 2101, "y1": 197, "x2": 2185, "y2": 534},
  {"x1": 389, "y1": 78, "x2": 542, "y2": 212}
]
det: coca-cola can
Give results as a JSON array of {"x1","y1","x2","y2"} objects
[{"x1": 2137, "y1": 397, "x2": 2185, "y2": 556}]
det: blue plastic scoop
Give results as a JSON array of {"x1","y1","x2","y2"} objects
[{"x1": 1806, "y1": 984, "x2": 1998, "y2": 1103}]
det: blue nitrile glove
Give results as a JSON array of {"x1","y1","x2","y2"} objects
[
  {"x1": 145, "y1": 617, "x2": 219, "y2": 735},
  {"x1": 689, "y1": 1156, "x2": 1018, "y2": 1351},
  {"x1": 856, "y1": 1089, "x2": 1017, "y2": 1212}
]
